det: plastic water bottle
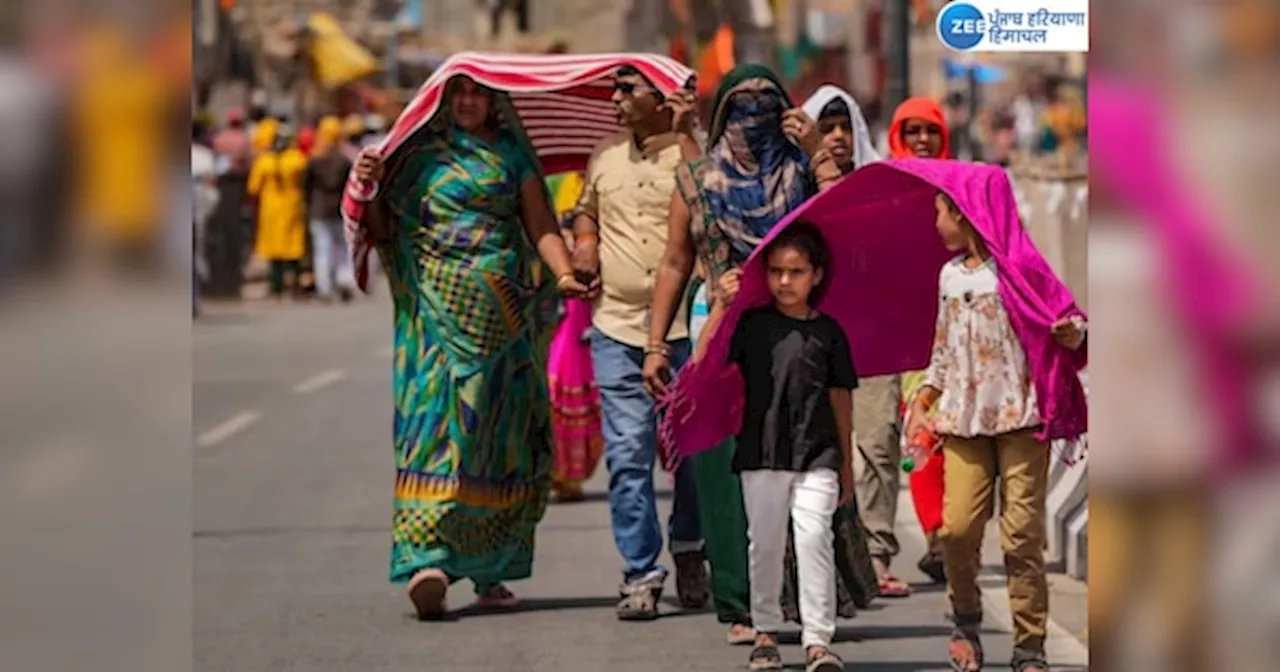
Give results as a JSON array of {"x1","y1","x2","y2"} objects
[{"x1": 900, "y1": 408, "x2": 939, "y2": 473}]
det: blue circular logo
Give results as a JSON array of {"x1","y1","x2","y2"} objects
[{"x1": 937, "y1": 2, "x2": 986, "y2": 51}]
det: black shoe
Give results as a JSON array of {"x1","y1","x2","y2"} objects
[{"x1": 673, "y1": 549, "x2": 709, "y2": 609}]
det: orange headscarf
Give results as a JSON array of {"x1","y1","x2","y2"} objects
[{"x1": 888, "y1": 97, "x2": 952, "y2": 159}]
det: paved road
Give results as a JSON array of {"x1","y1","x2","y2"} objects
[{"x1": 195, "y1": 295, "x2": 1088, "y2": 671}]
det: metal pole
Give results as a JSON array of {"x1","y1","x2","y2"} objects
[
  {"x1": 965, "y1": 55, "x2": 979, "y2": 160},
  {"x1": 884, "y1": 0, "x2": 911, "y2": 115}
]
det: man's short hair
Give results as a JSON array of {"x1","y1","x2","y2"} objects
[{"x1": 615, "y1": 65, "x2": 662, "y2": 99}]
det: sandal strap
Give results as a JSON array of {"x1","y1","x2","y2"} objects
[{"x1": 1011, "y1": 649, "x2": 1048, "y2": 671}]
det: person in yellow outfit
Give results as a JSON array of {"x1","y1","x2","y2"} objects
[
  {"x1": 248, "y1": 124, "x2": 308, "y2": 298},
  {"x1": 74, "y1": 25, "x2": 168, "y2": 269}
]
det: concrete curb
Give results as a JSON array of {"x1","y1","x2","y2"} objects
[{"x1": 1045, "y1": 373, "x2": 1089, "y2": 581}]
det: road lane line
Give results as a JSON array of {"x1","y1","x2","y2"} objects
[
  {"x1": 196, "y1": 411, "x2": 261, "y2": 448},
  {"x1": 292, "y1": 369, "x2": 347, "y2": 394}
]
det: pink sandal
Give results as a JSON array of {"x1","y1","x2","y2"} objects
[
  {"x1": 878, "y1": 573, "x2": 912, "y2": 598},
  {"x1": 407, "y1": 569, "x2": 449, "y2": 620},
  {"x1": 474, "y1": 583, "x2": 519, "y2": 609}
]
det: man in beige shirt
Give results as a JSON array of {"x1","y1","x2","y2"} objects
[{"x1": 570, "y1": 65, "x2": 705, "y2": 621}]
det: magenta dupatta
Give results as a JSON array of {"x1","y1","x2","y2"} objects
[{"x1": 659, "y1": 160, "x2": 1088, "y2": 467}]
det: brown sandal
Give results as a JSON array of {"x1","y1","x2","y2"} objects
[
  {"x1": 407, "y1": 569, "x2": 448, "y2": 620},
  {"x1": 726, "y1": 622, "x2": 757, "y2": 645}
]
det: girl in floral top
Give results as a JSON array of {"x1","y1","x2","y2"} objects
[{"x1": 906, "y1": 192, "x2": 1086, "y2": 672}]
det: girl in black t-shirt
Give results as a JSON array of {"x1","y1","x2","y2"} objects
[{"x1": 727, "y1": 223, "x2": 856, "y2": 672}]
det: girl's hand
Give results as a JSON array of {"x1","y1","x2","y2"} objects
[
  {"x1": 782, "y1": 108, "x2": 823, "y2": 156},
  {"x1": 642, "y1": 352, "x2": 671, "y2": 398},
  {"x1": 839, "y1": 463, "x2": 856, "y2": 506},
  {"x1": 905, "y1": 405, "x2": 929, "y2": 443},
  {"x1": 1051, "y1": 316, "x2": 1086, "y2": 349},
  {"x1": 354, "y1": 148, "x2": 384, "y2": 182},
  {"x1": 718, "y1": 268, "x2": 743, "y2": 305}
]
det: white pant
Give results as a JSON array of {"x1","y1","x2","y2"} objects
[
  {"x1": 742, "y1": 468, "x2": 840, "y2": 648},
  {"x1": 309, "y1": 218, "x2": 355, "y2": 297}
]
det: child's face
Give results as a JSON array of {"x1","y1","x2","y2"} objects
[
  {"x1": 818, "y1": 114, "x2": 854, "y2": 173},
  {"x1": 766, "y1": 246, "x2": 823, "y2": 309},
  {"x1": 934, "y1": 193, "x2": 969, "y2": 252}
]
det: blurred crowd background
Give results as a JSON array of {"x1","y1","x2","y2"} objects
[
  {"x1": 186, "y1": 0, "x2": 1087, "y2": 304},
  {"x1": 0, "y1": 1, "x2": 1277, "y2": 671}
]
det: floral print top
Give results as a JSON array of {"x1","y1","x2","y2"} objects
[{"x1": 923, "y1": 256, "x2": 1041, "y2": 437}]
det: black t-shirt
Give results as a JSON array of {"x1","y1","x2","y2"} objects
[{"x1": 729, "y1": 306, "x2": 859, "y2": 473}]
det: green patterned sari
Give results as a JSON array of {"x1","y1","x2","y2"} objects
[{"x1": 378, "y1": 119, "x2": 557, "y2": 589}]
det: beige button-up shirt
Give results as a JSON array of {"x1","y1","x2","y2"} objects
[{"x1": 578, "y1": 130, "x2": 689, "y2": 348}]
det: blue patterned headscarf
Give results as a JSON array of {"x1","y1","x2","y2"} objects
[{"x1": 701, "y1": 66, "x2": 815, "y2": 261}]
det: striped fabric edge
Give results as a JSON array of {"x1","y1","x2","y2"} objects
[{"x1": 342, "y1": 52, "x2": 695, "y2": 293}]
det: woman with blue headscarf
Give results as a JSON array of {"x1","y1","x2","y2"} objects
[{"x1": 642, "y1": 65, "x2": 874, "y2": 666}]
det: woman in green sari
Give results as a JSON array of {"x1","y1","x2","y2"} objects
[{"x1": 353, "y1": 76, "x2": 592, "y2": 620}]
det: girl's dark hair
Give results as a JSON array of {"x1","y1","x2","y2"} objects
[
  {"x1": 937, "y1": 191, "x2": 972, "y2": 227},
  {"x1": 762, "y1": 221, "x2": 831, "y2": 305},
  {"x1": 819, "y1": 97, "x2": 850, "y2": 121}
]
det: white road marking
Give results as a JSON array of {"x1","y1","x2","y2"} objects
[
  {"x1": 292, "y1": 369, "x2": 347, "y2": 394},
  {"x1": 196, "y1": 411, "x2": 261, "y2": 448}
]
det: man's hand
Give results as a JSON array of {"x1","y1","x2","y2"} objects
[
  {"x1": 570, "y1": 235, "x2": 600, "y2": 283},
  {"x1": 642, "y1": 352, "x2": 671, "y2": 398},
  {"x1": 665, "y1": 89, "x2": 698, "y2": 137},
  {"x1": 782, "y1": 108, "x2": 823, "y2": 156}
]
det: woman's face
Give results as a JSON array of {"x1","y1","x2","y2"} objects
[
  {"x1": 448, "y1": 77, "x2": 493, "y2": 132},
  {"x1": 818, "y1": 114, "x2": 854, "y2": 172},
  {"x1": 901, "y1": 116, "x2": 945, "y2": 157}
]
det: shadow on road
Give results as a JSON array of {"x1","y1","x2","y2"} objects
[{"x1": 437, "y1": 595, "x2": 707, "y2": 619}]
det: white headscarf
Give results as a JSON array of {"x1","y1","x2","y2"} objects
[{"x1": 802, "y1": 85, "x2": 881, "y2": 169}]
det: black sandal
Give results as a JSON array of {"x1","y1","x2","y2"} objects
[
  {"x1": 948, "y1": 625, "x2": 984, "y2": 672},
  {"x1": 1011, "y1": 648, "x2": 1049, "y2": 671},
  {"x1": 748, "y1": 641, "x2": 783, "y2": 670},
  {"x1": 805, "y1": 645, "x2": 843, "y2": 672}
]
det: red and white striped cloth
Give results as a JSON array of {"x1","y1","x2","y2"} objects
[{"x1": 342, "y1": 52, "x2": 696, "y2": 292}]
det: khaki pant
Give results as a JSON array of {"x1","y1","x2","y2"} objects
[
  {"x1": 1088, "y1": 491, "x2": 1207, "y2": 672},
  {"x1": 940, "y1": 429, "x2": 1049, "y2": 653},
  {"x1": 852, "y1": 374, "x2": 902, "y2": 565}
]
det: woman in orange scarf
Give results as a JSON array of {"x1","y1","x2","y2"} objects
[{"x1": 880, "y1": 97, "x2": 952, "y2": 592}]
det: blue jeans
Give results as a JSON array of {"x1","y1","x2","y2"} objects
[{"x1": 590, "y1": 330, "x2": 702, "y2": 584}]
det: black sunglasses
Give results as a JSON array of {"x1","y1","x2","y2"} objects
[{"x1": 613, "y1": 81, "x2": 654, "y2": 96}]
